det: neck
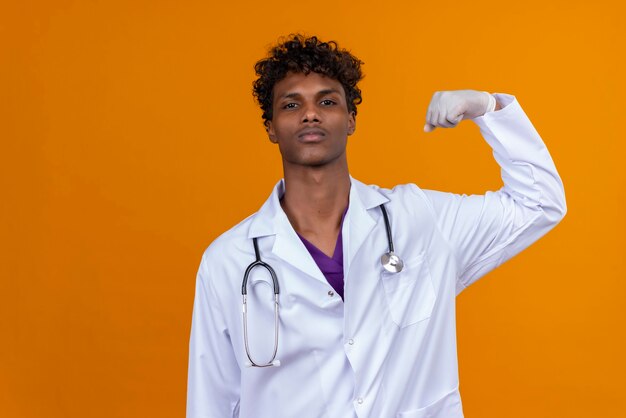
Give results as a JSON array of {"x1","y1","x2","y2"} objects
[{"x1": 280, "y1": 159, "x2": 350, "y2": 240}]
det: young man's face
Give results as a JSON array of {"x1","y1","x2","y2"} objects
[{"x1": 266, "y1": 72, "x2": 356, "y2": 169}]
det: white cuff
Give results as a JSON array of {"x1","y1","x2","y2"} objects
[{"x1": 483, "y1": 91, "x2": 496, "y2": 114}]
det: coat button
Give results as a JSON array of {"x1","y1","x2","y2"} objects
[
  {"x1": 328, "y1": 290, "x2": 335, "y2": 297},
  {"x1": 357, "y1": 397, "x2": 364, "y2": 404},
  {"x1": 348, "y1": 339, "x2": 354, "y2": 345}
]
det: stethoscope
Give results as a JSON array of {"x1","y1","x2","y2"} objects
[{"x1": 241, "y1": 203, "x2": 403, "y2": 368}]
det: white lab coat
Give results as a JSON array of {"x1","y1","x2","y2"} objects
[{"x1": 187, "y1": 94, "x2": 566, "y2": 418}]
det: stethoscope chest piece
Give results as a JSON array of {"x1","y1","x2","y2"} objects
[
  {"x1": 381, "y1": 251, "x2": 404, "y2": 273},
  {"x1": 379, "y1": 204, "x2": 404, "y2": 273}
]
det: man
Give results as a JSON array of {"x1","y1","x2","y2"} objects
[{"x1": 187, "y1": 35, "x2": 566, "y2": 418}]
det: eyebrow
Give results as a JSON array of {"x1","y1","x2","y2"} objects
[{"x1": 279, "y1": 88, "x2": 342, "y2": 99}]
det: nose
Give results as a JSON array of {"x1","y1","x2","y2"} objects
[{"x1": 301, "y1": 104, "x2": 320, "y2": 124}]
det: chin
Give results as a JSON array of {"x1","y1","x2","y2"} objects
[
  {"x1": 283, "y1": 149, "x2": 346, "y2": 170},
  {"x1": 301, "y1": 154, "x2": 340, "y2": 168}
]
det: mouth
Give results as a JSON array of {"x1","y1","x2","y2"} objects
[{"x1": 298, "y1": 129, "x2": 326, "y2": 142}]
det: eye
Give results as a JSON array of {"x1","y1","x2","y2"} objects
[
  {"x1": 320, "y1": 99, "x2": 336, "y2": 106},
  {"x1": 282, "y1": 102, "x2": 298, "y2": 109}
]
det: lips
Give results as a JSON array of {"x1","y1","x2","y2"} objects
[{"x1": 297, "y1": 128, "x2": 326, "y2": 142}]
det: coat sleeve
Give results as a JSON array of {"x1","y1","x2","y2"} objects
[
  {"x1": 187, "y1": 252, "x2": 241, "y2": 418},
  {"x1": 420, "y1": 94, "x2": 567, "y2": 294}
]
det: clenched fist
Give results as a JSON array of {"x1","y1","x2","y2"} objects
[{"x1": 424, "y1": 90, "x2": 497, "y2": 132}]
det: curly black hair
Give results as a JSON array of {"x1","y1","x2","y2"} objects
[{"x1": 253, "y1": 34, "x2": 364, "y2": 126}]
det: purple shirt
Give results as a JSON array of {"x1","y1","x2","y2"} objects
[{"x1": 297, "y1": 210, "x2": 347, "y2": 300}]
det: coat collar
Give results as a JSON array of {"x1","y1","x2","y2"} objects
[
  {"x1": 247, "y1": 177, "x2": 389, "y2": 283},
  {"x1": 247, "y1": 177, "x2": 388, "y2": 239}
]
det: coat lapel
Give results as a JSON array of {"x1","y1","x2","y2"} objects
[
  {"x1": 343, "y1": 178, "x2": 389, "y2": 276},
  {"x1": 272, "y1": 223, "x2": 327, "y2": 283},
  {"x1": 248, "y1": 180, "x2": 326, "y2": 284}
]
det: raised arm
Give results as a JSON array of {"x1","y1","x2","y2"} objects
[{"x1": 420, "y1": 90, "x2": 566, "y2": 293}]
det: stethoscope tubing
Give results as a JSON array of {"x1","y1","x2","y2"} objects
[
  {"x1": 242, "y1": 237, "x2": 280, "y2": 367},
  {"x1": 379, "y1": 204, "x2": 395, "y2": 253}
]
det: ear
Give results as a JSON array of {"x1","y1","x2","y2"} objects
[
  {"x1": 266, "y1": 120, "x2": 278, "y2": 143},
  {"x1": 347, "y1": 112, "x2": 356, "y2": 136}
]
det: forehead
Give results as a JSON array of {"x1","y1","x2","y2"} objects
[{"x1": 273, "y1": 72, "x2": 345, "y2": 99}]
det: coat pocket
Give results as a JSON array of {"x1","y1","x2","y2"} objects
[
  {"x1": 397, "y1": 388, "x2": 463, "y2": 418},
  {"x1": 380, "y1": 252, "x2": 436, "y2": 328}
]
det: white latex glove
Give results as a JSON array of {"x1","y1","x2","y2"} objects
[{"x1": 423, "y1": 90, "x2": 493, "y2": 132}]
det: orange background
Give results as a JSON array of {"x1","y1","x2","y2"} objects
[{"x1": 1, "y1": 1, "x2": 624, "y2": 417}]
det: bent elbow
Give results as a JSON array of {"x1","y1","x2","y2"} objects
[
  {"x1": 557, "y1": 195, "x2": 567, "y2": 221},
  {"x1": 544, "y1": 189, "x2": 567, "y2": 227}
]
